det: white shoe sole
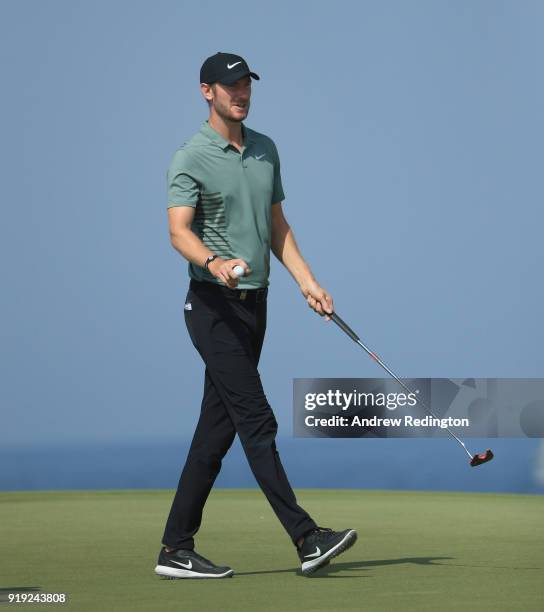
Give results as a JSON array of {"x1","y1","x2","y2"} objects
[
  {"x1": 154, "y1": 564, "x2": 234, "y2": 579},
  {"x1": 301, "y1": 529, "x2": 358, "y2": 575}
]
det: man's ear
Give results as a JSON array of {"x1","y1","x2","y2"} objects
[{"x1": 201, "y1": 82, "x2": 214, "y2": 105}]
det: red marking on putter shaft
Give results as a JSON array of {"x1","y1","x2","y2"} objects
[{"x1": 370, "y1": 352, "x2": 379, "y2": 361}]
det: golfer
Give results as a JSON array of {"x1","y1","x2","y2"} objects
[{"x1": 155, "y1": 52, "x2": 357, "y2": 579}]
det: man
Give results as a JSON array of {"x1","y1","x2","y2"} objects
[{"x1": 155, "y1": 52, "x2": 357, "y2": 579}]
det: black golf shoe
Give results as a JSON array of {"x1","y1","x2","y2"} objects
[
  {"x1": 297, "y1": 526, "x2": 357, "y2": 575},
  {"x1": 154, "y1": 547, "x2": 234, "y2": 579}
]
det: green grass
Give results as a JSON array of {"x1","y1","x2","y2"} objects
[{"x1": 0, "y1": 489, "x2": 543, "y2": 611}]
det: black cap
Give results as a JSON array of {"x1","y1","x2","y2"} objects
[{"x1": 200, "y1": 52, "x2": 260, "y2": 86}]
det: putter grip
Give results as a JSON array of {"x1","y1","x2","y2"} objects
[{"x1": 331, "y1": 312, "x2": 360, "y2": 342}]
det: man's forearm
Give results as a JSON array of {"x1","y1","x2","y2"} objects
[
  {"x1": 170, "y1": 227, "x2": 213, "y2": 269},
  {"x1": 271, "y1": 220, "x2": 315, "y2": 289},
  {"x1": 169, "y1": 222, "x2": 250, "y2": 288}
]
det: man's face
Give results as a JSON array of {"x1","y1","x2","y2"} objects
[{"x1": 204, "y1": 76, "x2": 252, "y2": 122}]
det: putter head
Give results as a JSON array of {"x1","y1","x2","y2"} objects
[{"x1": 470, "y1": 449, "x2": 494, "y2": 467}]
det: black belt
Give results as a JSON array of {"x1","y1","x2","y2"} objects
[{"x1": 190, "y1": 279, "x2": 268, "y2": 303}]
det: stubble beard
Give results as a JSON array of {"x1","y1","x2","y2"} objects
[{"x1": 213, "y1": 99, "x2": 250, "y2": 124}]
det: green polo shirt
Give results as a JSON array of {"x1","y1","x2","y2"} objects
[{"x1": 167, "y1": 120, "x2": 285, "y2": 289}]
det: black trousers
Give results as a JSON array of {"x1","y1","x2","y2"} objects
[{"x1": 162, "y1": 279, "x2": 317, "y2": 550}]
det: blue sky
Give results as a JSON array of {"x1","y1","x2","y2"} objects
[{"x1": 1, "y1": 0, "x2": 543, "y2": 491}]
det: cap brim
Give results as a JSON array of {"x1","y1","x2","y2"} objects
[{"x1": 218, "y1": 70, "x2": 260, "y2": 85}]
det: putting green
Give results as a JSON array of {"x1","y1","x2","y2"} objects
[{"x1": 1, "y1": 489, "x2": 542, "y2": 611}]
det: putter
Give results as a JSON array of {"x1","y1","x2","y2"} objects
[{"x1": 327, "y1": 311, "x2": 494, "y2": 467}]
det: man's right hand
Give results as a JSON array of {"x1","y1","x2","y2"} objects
[{"x1": 208, "y1": 258, "x2": 251, "y2": 288}]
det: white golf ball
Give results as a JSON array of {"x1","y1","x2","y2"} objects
[{"x1": 233, "y1": 265, "x2": 245, "y2": 277}]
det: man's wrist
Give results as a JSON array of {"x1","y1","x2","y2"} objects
[
  {"x1": 204, "y1": 254, "x2": 218, "y2": 271},
  {"x1": 298, "y1": 273, "x2": 316, "y2": 292}
]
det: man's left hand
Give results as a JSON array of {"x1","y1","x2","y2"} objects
[{"x1": 301, "y1": 280, "x2": 334, "y2": 321}]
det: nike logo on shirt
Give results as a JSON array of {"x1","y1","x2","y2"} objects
[
  {"x1": 304, "y1": 547, "x2": 321, "y2": 559},
  {"x1": 255, "y1": 154, "x2": 265, "y2": 160},
  {"x1": 227, "y1": 62, "x2": 242, "y2": 69}
]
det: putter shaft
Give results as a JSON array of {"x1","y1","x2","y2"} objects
[{"x1": 330, "y1": 312, "x2": 474, "y2": 460}]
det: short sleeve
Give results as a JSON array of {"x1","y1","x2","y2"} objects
[
  {"x1": 271, "y1": 141, "x2": 285, "y2": 205},
  {"x1": 167, "y1": 150, "x2": 200, "y2": 208}
]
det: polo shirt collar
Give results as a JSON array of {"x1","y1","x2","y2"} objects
[{"x1": 200, "y1": 120, "x2": 253, "y2": 150}]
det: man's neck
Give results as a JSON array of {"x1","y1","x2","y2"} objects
[{"x1": 208, "y1": 113, "x2": 244, "y2": 148}]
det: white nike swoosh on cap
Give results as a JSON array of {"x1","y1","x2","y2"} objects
[
  {"x1": 171, "y1": 559, "x2": 192, "y2": 569},
  {"x1": 227, "y1": 61, "x2": 242, "y2": 70},
  {"x1": 304, "y1": 547, "x2": 321, "y2": 559}
]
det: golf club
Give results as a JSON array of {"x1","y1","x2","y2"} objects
[{"x1": 327, "y1": 311, "x2": 493, "y2": 467}]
